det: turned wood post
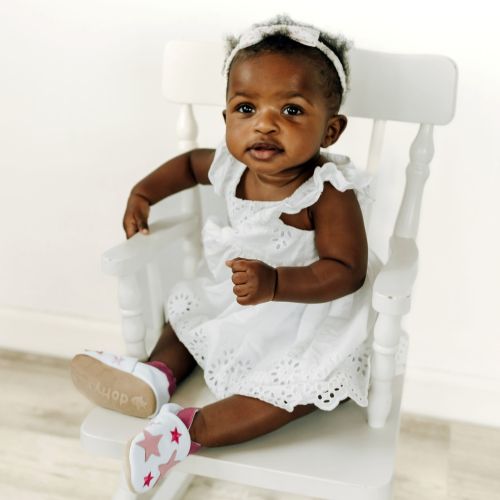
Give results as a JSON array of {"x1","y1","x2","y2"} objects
[
  {"x1": 118, "y1": 273, "x2": 148, "y2": 360},
  {"x1": 394, "y1": 124, "x2": 434, "y2": 239},
  {"x1": 364, "y1": 119, "x2": 386, "y2": 229},
  {"x1": 368, "y1": 124, "x2": 434, "y2": 428},
  {"x1": 177, "y1": 103, "x2": 202, "y2": 279}
]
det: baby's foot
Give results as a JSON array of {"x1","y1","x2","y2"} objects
[
  {"x1": 70, "y1": 350, "x2": 174, "y2": 418},
  {"x1": 126, "y1": 404, "x2": 201, "y2": 494}
]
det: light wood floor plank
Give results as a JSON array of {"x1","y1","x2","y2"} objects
[
  {"x1": 1, "y1": 349, "x2": 500, "y2": 500},
  {"x1": 394, "y1": 415, "x2": 450, "y2": 500},
  {"x1": 448, "y1": 421, "x2": 500, "y2": 500}
]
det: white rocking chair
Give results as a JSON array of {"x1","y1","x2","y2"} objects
[{"x1": 80, "y1": 40, "x2": 458, "y2": 499}]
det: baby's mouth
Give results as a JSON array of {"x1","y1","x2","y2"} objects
[{"x1": 248, "y1": 142, "x2": 284, "y2": 161}]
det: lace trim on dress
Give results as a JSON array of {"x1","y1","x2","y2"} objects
[{"x1": 204, "y1": 338, "x2": 372, "y2": 412}]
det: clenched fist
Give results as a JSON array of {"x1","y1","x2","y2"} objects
[{"x1": 225, "y1": 258, "x2": 277, "y2": 306}]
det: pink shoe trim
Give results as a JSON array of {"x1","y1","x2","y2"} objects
[
  {"x1": 177, "y1": 407, "x2": 198, "y2": 428},
  {"x1": 146, "y1": 361, "x2": 177, "y2": 397},
  {"x1": 189, "y1": 441, "x2": 202, "y2": 454},
  {"x1": 177, "y1": 407, "x2": 202, "y2": 454}
]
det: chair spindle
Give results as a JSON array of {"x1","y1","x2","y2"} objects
[
  {"x1": 368, "y1": 313, "x2": 405, "y2": 428},
  {"x1": 177, "y1": 104, "x2": 202, "y2": 279},
  {"x1": 394, "y1": 123, "x2": 434, "y2": 239},
  {"x1": 364, "y1": 119, "x2": 386, "y2": 228},
  {"x1": 118, "y1": 273, "x2": 148, "y2": 360}
]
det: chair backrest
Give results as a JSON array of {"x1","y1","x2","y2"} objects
[
  {"x1": 163, "y1": 40, "x2": 457, "y2": 123},
  {"x1": 162, "y1": 40, "x2": 458, "y2": 245}
]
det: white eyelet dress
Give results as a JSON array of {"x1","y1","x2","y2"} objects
[{"x1": 166, "y1": 141, "x2": 382, "y2": 412}]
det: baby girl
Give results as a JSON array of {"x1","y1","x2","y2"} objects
[{"x1": 71, "y1": 14, "x2": 377, "y2": 494}]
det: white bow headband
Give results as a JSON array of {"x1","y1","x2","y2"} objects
[{"x1": 223, "y1": 24, "x2": 347, "y2": 94}]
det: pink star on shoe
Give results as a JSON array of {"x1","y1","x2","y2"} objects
[
  {"x1": 170, "y1": 426, "x2": 182, "y2": 443},
  {"x1": 136, "y1": 430, "x2": 162, "y2": 461},
  {"x1": 143, "y1": 471, "x2": 154, "y2": 487},
  {"x1": 158, "y1": 450, "x2": 178, "y2": 478}
]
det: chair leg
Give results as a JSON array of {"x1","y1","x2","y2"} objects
[{"x1": 368, "y1": 313, "x2": 402, "y2": 428}]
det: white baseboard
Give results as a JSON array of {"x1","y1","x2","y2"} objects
[
  {"x1": 0, "y1": 306, "x2": 122, "y2": 359},
  {"x1": 402, "y1": 367, "x2": 500, "y2": 428},
  {"x1": 1, "y1": 306, "x2": 499, "y2": 428}
]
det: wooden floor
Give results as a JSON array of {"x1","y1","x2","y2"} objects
[{"x1": 1, "y1": 349, "x2": 499, "y2": 500}]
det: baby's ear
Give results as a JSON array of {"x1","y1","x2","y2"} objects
[
  {"x1": 321, "y1": 114, "x2": 348, "y2": 148},
  {"x1": 222, "y1": 110, "x2": 227, "y2": 123}
]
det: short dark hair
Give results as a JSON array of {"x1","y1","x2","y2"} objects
[{"x1": 224, "y1": 15, "x2": 352, "y2": 110}]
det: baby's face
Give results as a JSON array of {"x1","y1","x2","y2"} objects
[{"x1": 224, "y1": 52, "x2": 346, "y2": 176}]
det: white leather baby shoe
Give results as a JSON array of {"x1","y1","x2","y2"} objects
[{"x1": 126, "y1": 403, "x2": 201, "y2": 494}]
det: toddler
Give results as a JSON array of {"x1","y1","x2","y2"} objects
[{"x1": 71, "y1": 15, "x2": 379, "y2": 494}]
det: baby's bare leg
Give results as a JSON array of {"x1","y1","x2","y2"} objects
[
  {"x1": 190, "y1": 395, "x2": 317, "y2": 447},
  {"x1": 148, "y1": 322, "x2": 197, "y2": 384}
]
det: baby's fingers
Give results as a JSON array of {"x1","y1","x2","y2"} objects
[
  {"x1": 123, "y1": 193, "x2": 150, "y2": 239},
  {"x1": 135, "y1": 215, "x2": 149, "y2": 235},
  {"x1": 225, "y1": 258, "x2": 251, "y2": 271},
  {"x1": 233, "y1": 284, "x2": 248, "y2": 297},
  {"x1": 123, "y1": 214, "x2": 148, "y2": 239},
  {"x1": 231, "y1": 271, "x2": 247, "y2": 285},
  {"x1": 123, "y1": 217, "x2": 139, "y2": 239}
]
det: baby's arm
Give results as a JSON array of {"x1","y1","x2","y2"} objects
[
  {"x1": 123, "y1": 149, "x2": 214, "y2": 238},
  {"x1": 226, "y1": 183, "x2": 367, "y2": 305},
  {"x1": 275, "y1": 183, "x2": 368, "y2": 302}
]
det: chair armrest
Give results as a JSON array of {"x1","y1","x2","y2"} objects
[
  {"x1": 372, "y1": 236, "x2": 418, "y2": 314},
  {"x1": 101, "y1": 214, "x2": 199, "y2": 277}
]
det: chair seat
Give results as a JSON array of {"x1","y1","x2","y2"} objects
[{"x1": 81, "y1": 368, "x2": 403, "y2": 499}]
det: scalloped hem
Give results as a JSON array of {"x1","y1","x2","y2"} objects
[
  {"x1": 203, "y1": 369, "x2": 370, "y2": 413},
  {"x1": 214, "y1": 383, "x2": 368, "y2": 413}
]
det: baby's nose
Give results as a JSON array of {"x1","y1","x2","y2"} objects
[{"x1": 254, "y1": 109, "x2": 279, "y2": 134}]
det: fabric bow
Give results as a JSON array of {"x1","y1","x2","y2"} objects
[{"x1": 223, "y1": 23, "x2": 347, "y2": 93}]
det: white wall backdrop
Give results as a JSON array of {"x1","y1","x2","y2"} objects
[{"x1": 1, "y1": 0, "x2": 499, "y2": 426}]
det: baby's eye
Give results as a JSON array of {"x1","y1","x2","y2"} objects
[
  {"x1": 282, "y1": 105, "x2": 303, "y2": 116},
  {"x1": 236, "y1": 103, "x2": 255, "y2": 114}
]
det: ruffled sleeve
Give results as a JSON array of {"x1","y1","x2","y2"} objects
[
  {"x1": 314, "y1": 155, "x2": 373, "y2": 209},
  {"x1": 254, "y1": 154, "x2": 373, "y2": 225},
  {"x1": 208, "y1": 140, "x2": 244, "y2": 197}
]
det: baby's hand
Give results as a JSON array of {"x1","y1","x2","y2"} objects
[
  {"x1": 123, "y1": 193, "x2": 151, "y2": 239},
  {"x1": 225, "y1": 258, "x2": 277, "y2": 306}
]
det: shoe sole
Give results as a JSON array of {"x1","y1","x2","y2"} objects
[
  {"x1": 70, "y1": 354, "x2": 156, "y2": 418},
  {"x1": 124, "y1": 435, "x2": 170, "y2": 494},
  {"x1": 123, "y1": 436, "x2": 170, "y2": 493},
  {"x1": 124, "y1": 410, "x2": 185, "y2": 494}
]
